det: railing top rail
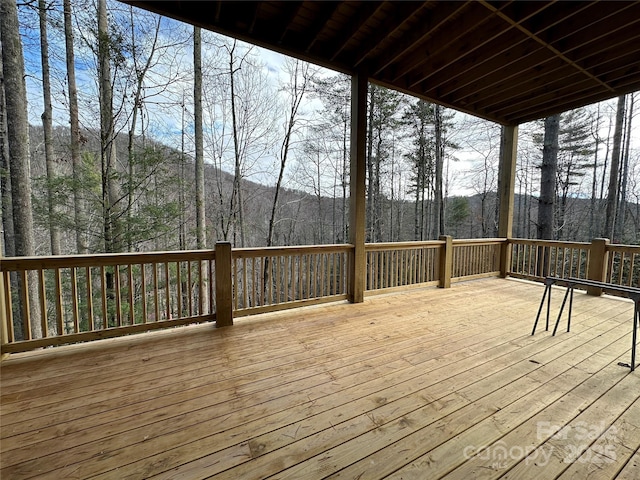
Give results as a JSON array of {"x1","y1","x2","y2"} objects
[
  {"x1": 452, "y1": 238, "x2": 505, "y2": 245},
  {"x1": 607, "y1": 243, "x2": 640, "y2": 251},
  {"x1": 508, "y1": 238, "x2": 591, "y2": 247},
  {"x1": 365, "y1": 241, "x2": 444, "y2": 250},
  {"x1": 232, "y1": 244, "x2": 353, "y2": 257},
  {"x1": 0, "y1": 249, "x2": 216, "y2": 271}
]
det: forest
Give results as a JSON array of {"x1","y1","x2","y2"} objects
[{"x1": 2, "y1": 0, "x2": 639, "y2": 261}]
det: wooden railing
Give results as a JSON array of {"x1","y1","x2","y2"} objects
[
  {"x1": 508, "y1": 238, "x2": 640, "y2": 292},
  {"x1": 231, "y1": 244, "x2": 351, "y2": 316},
  {"x1": 4, "y1": 236, "x2": 636, "y2": 353},
  {"x1": 365, "y1": 241, "x2": 442, "y2": 292},
  {"x1": 606, "y1": 244, "x2": 640, "y2": 288},
  {"x1": 509, "y1": 239, "x2": 591, "y2": 282},
  {"x1": 1, "y1": 251, "x2": 215, "y2": 352},
  {"x1": 452, "y1": 238, "x2": 502, "y2": 280}
]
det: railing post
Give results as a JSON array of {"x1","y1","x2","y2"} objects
[
  {"x1": 439, "y1": 235, "x2": 453, "y2": 288},
  {"x1": 587, "y1": 238, "x2": 610, "y2": 296},
  {"x1": 348, "y1": 72, "x2": 367, "y2": 303},
  {"x1": 500, "y1": 238, "x2": 512, "y2": 278},
  {"x1": 215, "y1": 242, "x2": 233, "y2": 327},
  {"x1": 0, "y1": 257, "x2": 8, "y2": 360}
]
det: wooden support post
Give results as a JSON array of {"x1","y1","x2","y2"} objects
[
  {"x1": 587, "y1": 238, "x2": 610, "y2": 296},
  {"x1": 348, "y1": 72, "x2": 367, "y2": 303},
  {"x1": 439, "y1": 235, "x2": 453, "y2": 288},
  {"x1": 0, "y1": 255, "x2": 8, "y2": 360},
  {"x1": 497, "y1": 125, "x2": 518, "y2": 278},
  {"x1": 500, "y1": 239, "x2": 511, "y2": 278},
  {"x1": 215, "y1": 242, "x2": 233, "y2": 327}
]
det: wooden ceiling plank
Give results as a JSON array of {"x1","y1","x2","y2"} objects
[
  {"x1": 353, "y1": 2, "x2": 428, "y2": 69},
  {"x1": 384, "y1": 2, "x2": 491, "y2": 83},
  {"x1": 436, "y1": 46, "x2": 552, "y2": 107},
  {"x1": 278, "y1": 1, "x2": 305, "y2": 44},
  {"x1": 502, "y1": 76, "x2": 640, "y2": 125},
  {"x1": 430, "y1": 1, "x2": 589, "y2": 101},
  {"x1": 304, "y1": 2, "x2": 341, "y2": 54},
  {"x1": 398, "y1": 0, "x2": 555, "y2": 91},
  {"x1": 329, "y1": 1, "x2": 386, "y2": 62},
  {"x1": 491, "y1": 60, "x2": 640, "y2": 120},
  {"x1": 478, "y1": 0, "x2": 615, "y2": 93},
  {"x1": 540, "y1": 2, "x2": 640, "y2": 55},
  {"x1": 461, "y1": 31, "x2": 640, "y2": 113}
]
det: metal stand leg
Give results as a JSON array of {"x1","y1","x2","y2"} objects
[
  {"x1": 553, "y1": 285, "x2": 572, "y2": 336},
  {"x1": 533, "y1": 282, "x2": 551, "y2": 335},
  {"x1": 632, "y1": 301, "x2": 638, "y2": 372},
  {"x1": 567, "y1": 287, "x2": 574, "y2": 333},
  {"x1": 546, "y1": 284, "x2": 551, "y2": 331}
]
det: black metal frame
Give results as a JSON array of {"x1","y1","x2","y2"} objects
[{"x1": 532, "y1": 277, "x2": 639, "y2": 372}]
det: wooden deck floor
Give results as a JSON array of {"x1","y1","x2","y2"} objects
[{"x1": 1, "y1": 278, "x2": 639, "y2": 480}]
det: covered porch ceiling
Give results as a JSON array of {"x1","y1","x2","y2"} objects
[{"x1": 126, "y1": 0, "x2": 640, "y2": 126}]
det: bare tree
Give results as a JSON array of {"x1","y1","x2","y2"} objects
[
  {"x1": 194, "y1": 26, "x2": 206, "y2": 249},
  {"x1": 604, "y1": 95, "x2": 626, "y2": 241},
  {"x1": 538, "y1": 114, "x2": 559, "y2": 240},
  {"x1": 97, "y1": 0, "x2": 120, "y2": 253},
  {"x1": 63, "y1": 0, "x2": 86, "y2": 253},
  {"x1": 38, "y1": 0, "x2": 61, "y2": 254},
  {"x1": 267, "y1": 59, "x2": 311, "y2": 247},
  {"x1": 1, "y1": 0, "x2": 41, "y2": 338},
  {"x1": 0, "y1": 42, "x2": 15, "y2": 258}
]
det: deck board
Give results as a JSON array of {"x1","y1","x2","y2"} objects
[{"x1": 1, "y1": 278, "x2": 638, "y2": 479}]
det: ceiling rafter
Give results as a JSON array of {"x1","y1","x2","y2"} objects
[
  {"x1": 125, "y1": 1, "x2": 640, "y2": 126},
  {"x1": 478, "y1": 0, "x2": 616, "y2": 93},
  {"x1": 377, "y1": 0, "x2": 472, "y2": 79},
  {"x1": 304, "y1": 2, "x2": 341, "y2": 54},
  {"x1": 431, "y1": 1, "x2": 586, "y2": 100},
  {"x1": 278, "y1": 2, "x2": 305, "y2": 44},
  {"x1": 352, "y1": 2, "x2": 427, "y2": 69},
  {"x1": 394, "y1": 1, "x2": 538, "y2": 85},
  {"x1": 328, "y1": 1, "x2": 386, "y2": 62}
]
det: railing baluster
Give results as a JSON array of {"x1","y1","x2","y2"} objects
[
  {"x1": 164, "y1": 262, "x2": 170, "y2": 320},
  {"x1": 86, "y1": 267, "x2": 94, "y2": 330},
  {"x1": 100, "y1": 266, "x2": 107, "y2": 329},
  {"x1": 71, "y1": 267, "x2": 79, "y2": 333},
  {"x1": 127, "y1": 265, "x2": 134, "y2": 325},
  {"x1": 55, "y1": 268, "x2": 64, "y2": 335},
  {"x1": 151, "y1": 263, "x2": 158, "y2": 321},
  {"x1": 186, "y1": 261, "x2": 193, "y2": 315},
  {"x1": 176, "y1": 262, "x2": 182, "y2": 319},
  {"x1": 4, "y1": 271, "x2": 14, "y2": 342},
  {"x1": 115, "y1": 266, "x2": 123, "y2": 326},
  {"x1": 140, "y1": 264, "x2": 147, "y2": 324},
  {"x1": 38, "y1": 269, "x2": 47, "y2": 337}
]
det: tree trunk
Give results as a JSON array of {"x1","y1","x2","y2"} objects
[
  {"x1": 434, "y1": 105, "x2": 444, "y2": 237},
  {"x1": 1, "y1": 0, "x2": 42, "y2": 339},
  {"x1": 98, "y1": 0, "x2": 120, "y2": 254},
  {"x1": 604, "y1": 95, "x2": 626, "y2": 241},
  {"x1": 193, "y1": 26, "x2": 206, "y2": 250},
  {"x1": 366, "y1": 87, "x2": 375, "y2": 242},
  {"x1": 615, "y1": 93, "x2": 634, "y2": 242},
  {"x1": 0, "y1": 47, "x2": 15, "y2": 258},
  {"x1": 537, "y1": 114, "x2": 559, "y2": 240},
  {"x1": 38, "y1": 0, "x2": 61, "y2": 255},
  {"x1": 63, "y1": 0, "x2": 86, "y2": 253},
  {"x1": 267, "y1": 60, "x2": 308, "y2": 247},
  {"x1": 228, "y1": 41, "x2": 245, "y2": 248}
]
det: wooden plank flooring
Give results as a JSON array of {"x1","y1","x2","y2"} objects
[{"x1": 1, "y1": 278, "x2": 638, "y2": 479}]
